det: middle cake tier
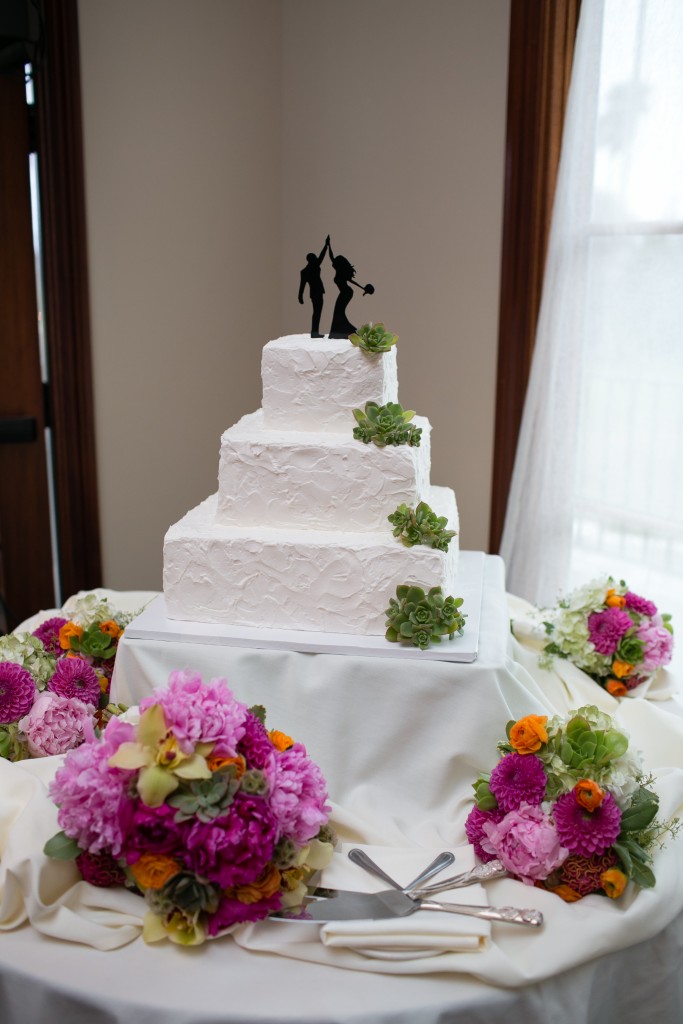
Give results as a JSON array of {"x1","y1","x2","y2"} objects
[{"x1": 217, "y1": 409, "x2": 432, "y2": 532}]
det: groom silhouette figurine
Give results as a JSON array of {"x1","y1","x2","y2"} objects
[{"x1": 298, "y1": 235, "x2": 330, "y2": 338}]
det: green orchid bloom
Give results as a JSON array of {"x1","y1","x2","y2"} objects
[{"x1": 108, "y1": 703, "x2": 212, "y2": 806}]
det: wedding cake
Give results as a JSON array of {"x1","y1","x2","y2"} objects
[{"x1": 163, "y1": 334, "x2": 459, "y2": 635}]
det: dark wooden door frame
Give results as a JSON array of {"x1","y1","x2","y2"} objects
[
  {"x1": 33, "y1": 0, "x2": 102, "y2": 601},
  {"x1": 489, "y1": 0, "x2": 582, "y2": 554}
]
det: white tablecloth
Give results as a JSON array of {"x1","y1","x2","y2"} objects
[{"x1": 2, "y1": 563, "x2": 683, "y2": 1023}]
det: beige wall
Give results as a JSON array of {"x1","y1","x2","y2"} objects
[{"x1": 78, "y1": 0, "x2": 509, "y2": 590}]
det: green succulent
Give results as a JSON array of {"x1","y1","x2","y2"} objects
[
  {"x1": 153, "y1": 871, "x2": 222, "y2": 915},
  {"x1": 352, "y1": 402, "x2": 422, "y2": 448},
  {"x1": 166, "y1": 772, "x2": 240, "y2": 822},
  {"x1": 472, "y1": 774, "x2": 498, "y2": 811},
  {"x1": 388, "y1": 501, "x2": 457, "y2": 552},
  {"x1": 349, "y1": 322, "x2": 398, "y2": 354},
  {"x1": 385, "y1": 584, "x2": 466, "y2": 650},
  {"x1": 239, "y1": 768, "x2": 269, "y2": 795},
  {"x1": 65, "y1": 621, "x2": 118, "y2": 661}
]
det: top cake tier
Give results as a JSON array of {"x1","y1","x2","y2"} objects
[{"x1": 261, "y1": 334, "x2": 398, "y2": 432}]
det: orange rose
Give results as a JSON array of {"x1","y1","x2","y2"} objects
[
  {"x1": 606, "y1": 678, "x2": 628, "y2": 697},
  {"x1": 207, "y1": 753, "x2": 246, "y2": 775},
  {"x1": 59, "y1": 621, "x2": 83, "y2": 650},
  {"x1": 269, "y1": 729, "x2": 294, "y2": 752},
  {"x1": 226, "y1": 864, "x2": 282, "y2": 904},
  {"x1": 611, "y1": 660, "x2": 633, "y2": 679},
  {"x1": 574, "y1": 779, "x2": 604, "y2": 812},
  {"x1": 605, "y1": 589, "x2": 626, "y2": 609},
  {"x1": 546, "y1": 883, "x2": 583, "y2": 903},
  {"x1": 130, "y1": 853, "x2": 182, "y2": 891},
  {"x1": 509, "y1": 715, "x2": 548, "y2": 754},
  {"x1": 100, "y1": 619, "x2": 123, "y2": 639},
  {"x1": 601, "y1": 868, "x2": 628, "y2": 899}
]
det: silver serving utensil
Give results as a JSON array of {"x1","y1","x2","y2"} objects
[
  {"x1": 411, "y1": 859, "x2": 508, "y2": 896},
  {"x1": 296, "y1": 888, "x2": 542, "y2": 928},
  {"x1": 347, "y1": 848, "x2": 455, "y2": 893}
]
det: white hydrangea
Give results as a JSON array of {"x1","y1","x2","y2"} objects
[{"x1": 0, "y1": 633, "x2": 55, "y2": 688}]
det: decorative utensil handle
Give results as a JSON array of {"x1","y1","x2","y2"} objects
[
  {"x1": 419, "y1": 899, "x2": 543, "y2": 927},
  {"x1": 413, "y1": 859, "x2": 508, "y2": 896},
  {"x1": 347, "y1": 848, "x2": 455, "y2": 893}
]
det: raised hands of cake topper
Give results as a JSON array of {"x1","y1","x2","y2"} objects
[
  {"x1": 327, "y1": 238, "x2": 374, "y2": 339},
  {"x1": 298, "y1": 235, "x2": 330, "y2": 338}
]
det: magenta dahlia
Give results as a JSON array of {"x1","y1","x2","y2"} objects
[
  {"x1": 0, "y1": 662, "x2": 36, "y2": 724},
  {"x1": 464, "y1": 805, "x2": 504, "y2": 862},
  {"x1": 587, "y1": 607, "x2": 633, "y2": 656},
  {"x1": 32, "y1": 616, "x2": 69, "y2": 657},
  {"x1": 489, "y1": 752, "x2": 547, "y2": 812},
  {"x1": 553, "y1": 789, "x2": 622, "y2": 856},
  {"x1": 48, "y1": 657, "x2": 101, "y2": 707},
  {"x1": 624, "y1": 592, "x2": 657, "y2": 617}
]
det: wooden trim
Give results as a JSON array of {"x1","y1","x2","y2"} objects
[
  {"x1": 33, "y1": 0, "x2": 102, "y2": 597},
  {"x1": 489, "y1": 0, "x2": 581, "y2": 553}
]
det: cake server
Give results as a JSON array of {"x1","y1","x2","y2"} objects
[{"x1": 287, "y1": 888, "x2": 543, "y2": 927}]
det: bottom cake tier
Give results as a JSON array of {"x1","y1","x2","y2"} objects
[{"x1": 163, "y1": 486, "x2": 459, "y2": 635}]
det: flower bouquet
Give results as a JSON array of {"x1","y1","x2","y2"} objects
[
  {"x1": 44, "y1": 670, "x2": 334, "y2": 945},
  {"x1": 540, "y1": 578, "x2": 674, "y2": 696},
  {"x1": 0, "y1": 595, "x2": 134, "y2": 761},
  {"x1": 465, "y1": 707, "x2": 679, "y2": 901}
]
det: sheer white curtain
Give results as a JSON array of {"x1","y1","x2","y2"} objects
[{"x1": 501, "y1": 0, "x2": 683, "y2": 636}]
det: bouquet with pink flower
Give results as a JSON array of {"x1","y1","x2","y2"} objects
[
  {"x1": 44, "y1": 670, "x2": 334, "y2": 946},
  {"x1": 540, "y1": 577, "x2": 674, "y2": 696},
  {"x1": 465, "y1": 707, "x2": 679, "y2": 902}
]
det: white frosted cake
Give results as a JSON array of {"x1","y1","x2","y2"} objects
[{"x1": 164, "y1": 334, "x2": 460, "y2": 635}]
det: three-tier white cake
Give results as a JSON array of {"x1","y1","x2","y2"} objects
[{"x1": 163, "y1": 334, "x2": 459, "y2": 635}]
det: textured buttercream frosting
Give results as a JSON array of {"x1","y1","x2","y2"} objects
[
  {"x1": 216, "y1": 410, "x2": 432, "y2": 533},
  {"x1": 261, "y1": 334, "x2": 398, "y2": 432},
  {"x1": 164, "y1": 487, "x2": 459, "y2": 635}
]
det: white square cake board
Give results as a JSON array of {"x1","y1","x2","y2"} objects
[{"x1": 125, "y1": 550, "x2": 485, "y2": 662}]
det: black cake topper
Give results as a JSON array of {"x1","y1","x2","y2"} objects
[{"x1": 298, "y1": 235, "x2": 374, "y2": 339}]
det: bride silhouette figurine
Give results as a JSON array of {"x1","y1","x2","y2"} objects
[{"x1": 328, "y1": 239, "x2": 374, "y2": 339}]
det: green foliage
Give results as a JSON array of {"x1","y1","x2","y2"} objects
[
  {"x1": 43, "y1": 830, "x2": 81, "y2": 860},
  {"x1": 388, "y1": 501, "x2": 456, "y2": 552},
  {"x1": 385, "y1": 584, "x2": 466, "y2": 650},
  {"x1": 349, "y1": 322, "x2": 398, "y2": 354},
  {"x1": 352, "y1": 402, "x2": 422, "y2": 448},
  {"x1": 248, "y1": 704, "x2": 267, "y2": 725}
]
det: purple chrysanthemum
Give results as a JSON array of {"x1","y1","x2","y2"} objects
[
  {"x1": 624, "y1": 592, "x2": 657, "y2": 618},
  {"x1": 489, "y1": 752, "x2": 547, "y2": 813},
  {"x1": 0, "y1": 662, "x2": 36, "y2": 724},
  {"x1": 32, "y1": 616, "x2": 69, "y2": 657},
  {"x1": 269, "y1": 742, "x2": 330, "y2": 844},
  {"x1": 464, "y1": 805, "x2": 505, "y2": 862},
  {"x1": 553, "y1": 789, "x2": 622, "y2": 856},
  {"x1": 48, "y1": 657, "x2": 101, "y2": 707},
  {"x1": 139, "y1": 670, "x2": 248, "y2": 756},
  {"x1": 183, "y1": 792, "x2": 279, "y2": 888},
  {"x1": 49, "y1": 718, "x2": 136, "y2": 857},
  {"x1": 587, "y1": 607, "x2": 633, "y2": 655}
]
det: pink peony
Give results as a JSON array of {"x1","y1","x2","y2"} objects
[
  {"x1": 269, "y1": 742, "x2": 330, "y2": 845},
  {"x1": 624, "y1": 592, "x2": 657, "y2": 617},
  {"x1": 587, "y1": 607, "x2": 633, "y2": 655},
  {"x1": 48, "y1": 657, "x2": 101, "y2": 707},
  {"x1": 18, "y1": 692, "x2": 93, "y2": 757},
  {"x1": 49, "y1": 717, "x2": 136, "y2": 857},
  {"x1": 140, "y1": 670, "x2": 248, "y2": 756},
  {"x1": 32, "y1": 617, "x2": 69, "y2": 657},
  {"x1": 637, "y1": 622, "x2": 674, "y2": 674},
  {"x1": 482, "y1": 803, "x2": 569, "y2": 884}
]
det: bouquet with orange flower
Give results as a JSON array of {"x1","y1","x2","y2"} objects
[
  {"x1": 465, "y1": 707, "x2": 679, "y2": 902},
  {"x1": 540, "y1": 577, "x2": 673, "y2": 696},
  {"x1": 44, "y1": 670, "x2": 334, "y2": 945}
]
